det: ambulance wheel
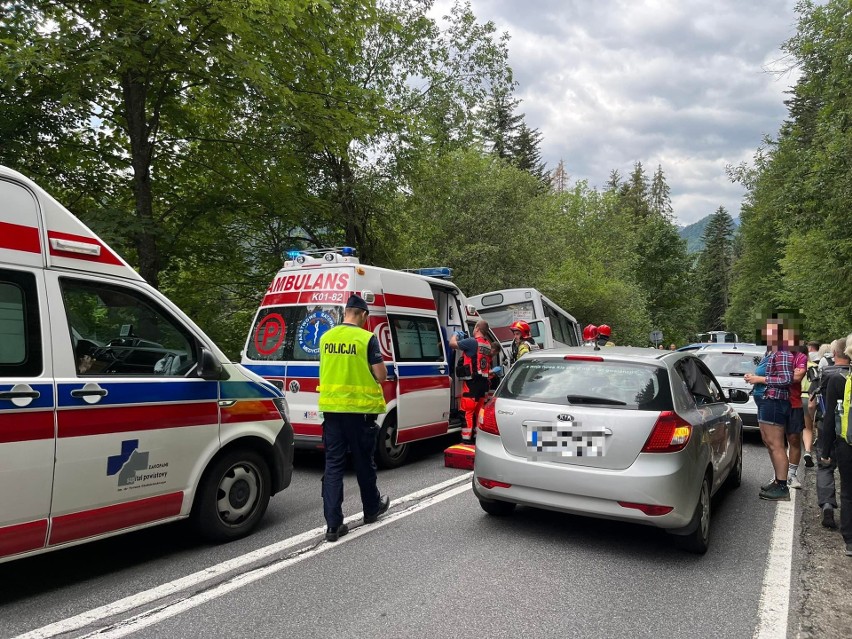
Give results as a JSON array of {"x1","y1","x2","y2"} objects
[
  {"x1": 193, "y1": 449, "x2": 271, "y2": 542},
  {"x1": 479, "y1": 498, "x2": 516, "y2": 516},
  {"x1": 375, "y1": 415, "x2": 409, "y2": 469}
]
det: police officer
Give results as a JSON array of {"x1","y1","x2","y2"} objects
[{"x1": 318, "y1": 294, "x2": 390, "y2": 542}]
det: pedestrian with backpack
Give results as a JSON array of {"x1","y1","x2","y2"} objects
[
  {"x1": 816, "y1": 337, "x2": 852, "y2": 532},
  {"x1": 450, "y1": 320, "x2": 493, "y2": 442}
]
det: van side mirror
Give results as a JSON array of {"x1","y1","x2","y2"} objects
[
  {"x1": 198, "y1": 348, "x2": 226, "y2": 381},
  {"x1": 727, "y1": 389, "x2": 749, "y2": 404}
]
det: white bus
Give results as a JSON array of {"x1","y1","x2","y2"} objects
[{"x1": 467, "y1": 288, "x2": 582, "y2": 350}]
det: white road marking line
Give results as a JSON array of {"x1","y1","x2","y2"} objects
[
  {"x1": 753, "y1": 488, "x2": 796, "y2": 639},
  {"x1": 13, "y1": 472, "x2": 473, "y2": 639},
  {"x1": 79, "y1": 483, "x2": 473, "y2": 639}
]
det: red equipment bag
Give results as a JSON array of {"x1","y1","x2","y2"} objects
[{"x1": 444, "y1": 443, "x2": 476, "y2": 470}]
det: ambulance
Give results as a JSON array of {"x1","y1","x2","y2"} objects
[
  {"x1": 241, "y1": 251, "x2": 507, "y2": 467},
  {"x1": 0, "y1": 165, "x2": 294, "y2": 564}
]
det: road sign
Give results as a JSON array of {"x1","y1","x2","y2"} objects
[{"x1": 650, "y1": 330, "x2": 664, "y2": 344}]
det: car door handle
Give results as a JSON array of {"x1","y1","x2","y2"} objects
[
  {"x1": 70, "y1": 388, "x2": 108, "y2": 398},
  {"x1": 0, "y1": 390, "x2": 40, "y2": 400}
]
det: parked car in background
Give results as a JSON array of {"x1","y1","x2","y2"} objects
[
  {"x1": 696, "y1": 345, "x2": 764, "y2": 430},
  {"x1": 472, "y1": 347, "x2": 748, "y2": 554}
]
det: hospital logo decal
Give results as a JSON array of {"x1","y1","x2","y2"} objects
[{"x1": 107, "y1": 439, "x2": 169, "y2": 490}]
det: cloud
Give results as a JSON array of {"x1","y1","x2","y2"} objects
[{"x1": 432, "y1": 0, "x2": 800, "y2": 224}]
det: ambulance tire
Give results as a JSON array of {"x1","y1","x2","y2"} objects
[
  {"x1": 375, "y1": 415, "x2": 409, "y2": 469},
  {"x1": 193, "y1": 448, "x2": 272, "y2": 542}
]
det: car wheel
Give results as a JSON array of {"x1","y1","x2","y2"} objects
[
  {"x1": 375, "y1": 415, "x2": 409, "y2": 469},
  {"x1": 726, "y1": 433, "x2": 743, "y2": 489},
  {"x1": 479, "y1": 498, "x2": 516, "y2": 516},
  {"x1": 193, "y1": 449, "x2": 271, "y2": 542},
  {"x1": 675, "y1": 473, "x2": 711, "y2": 554}
]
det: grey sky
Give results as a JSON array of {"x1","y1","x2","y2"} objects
[{"x1": 432, "y1": 0, "x2": 800, "y2": 225}]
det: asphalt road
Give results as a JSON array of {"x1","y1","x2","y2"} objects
[{"x1": 1, "y1": 434, "x2": 784, "y2": 639}]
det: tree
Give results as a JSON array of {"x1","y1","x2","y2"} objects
[
  {"x1": 696, "y1": 207, "x2": 735, "y2": 331},
  {"x1": 481, "y1": 86, "x2": 524, "y2": 160},
  {"x1": 550, "y1": 160, "x2": 569, "y2": 193},
  {"x1": 511, "y1": 123, "x2": 549, "y2": 185},
  {"x1": 650, "y1": 164, "x2": 674, "y2": 220},
  {"x1": 0, "y1": 0, "x2": 377, "y2": 288}
]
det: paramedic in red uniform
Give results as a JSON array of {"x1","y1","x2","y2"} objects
[
  {"x1": 318, "y1": 294, "x2": 390, "y2": 542},
  {"x1": 450, "y1": 320, "x2": 492, "y2": 442}
]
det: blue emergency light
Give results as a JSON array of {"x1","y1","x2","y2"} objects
[
  {"x1": 341, "y1": 246, "x2": 356, "y2": 256},
  {"x1": 410, "y1": 267, "x2": 453, "y2": 279},
  {"x1": 286, "y1": 250, "x2": 302, "y2": 260}
]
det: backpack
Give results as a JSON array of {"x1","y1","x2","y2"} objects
[{"x1": 835, "y1": 372, "x2": 852, "y2": 445}]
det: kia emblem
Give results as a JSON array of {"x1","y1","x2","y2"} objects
[{"x1": 557, "y1": 414, "x2": 574, "y2": 422}]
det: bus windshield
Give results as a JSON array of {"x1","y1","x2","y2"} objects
[{"x1": 475, "y1": 301, "x2": 535, "y2": 328}]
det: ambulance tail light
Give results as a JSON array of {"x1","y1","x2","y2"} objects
[
  {"x1": 272, "y1": 397, "x2": 290, "y2": 423},
  {"x1": 479, "y1": 400, "x2": 500, "y2": 436}
]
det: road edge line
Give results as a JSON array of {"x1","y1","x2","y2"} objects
[{"x1": 752, "y1": 487, "x2": 796, "y2": 639}]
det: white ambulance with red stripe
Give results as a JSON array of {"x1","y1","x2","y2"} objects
[
  {"x1": 0, "y1": 165, "x2": 294, "y2": 564},
  {"x1": 241, "y1": 251, "x2": 501, "y2": 467}
]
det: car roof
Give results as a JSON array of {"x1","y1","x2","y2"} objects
[
  {"x1": 526, "y1": 346, "x2": 686, "y2": 365},
  {"x1": 696, "y1": 343, "x2": 764, "y2": 353}
]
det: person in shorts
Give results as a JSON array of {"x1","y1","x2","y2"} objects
[
  {"x1": 783, "y1": 339, "x2": 809, "y2": 488},
  {"x1": 745, "y1": 317, "x2": 794, "y2": 501}
]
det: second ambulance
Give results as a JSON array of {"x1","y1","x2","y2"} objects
[{"x1": 241, "y1": 251, "x2": 504, "y2": 467}]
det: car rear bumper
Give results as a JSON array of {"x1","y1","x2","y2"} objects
[{"x1": 472, "y1": 432, "x2": 702, "y2": 529}]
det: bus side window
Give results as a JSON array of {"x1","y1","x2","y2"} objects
[{"x1": 544, "y1": 304, "x2": 565, "y2": 344}]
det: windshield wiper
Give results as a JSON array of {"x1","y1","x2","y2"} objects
[{"x1": 565, "y1": 395, "x2": 627, "y2": 406}]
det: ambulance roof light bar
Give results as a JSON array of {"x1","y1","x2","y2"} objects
[{"x1": 403, "y1": 267, "x2": 453, "y2": 279}]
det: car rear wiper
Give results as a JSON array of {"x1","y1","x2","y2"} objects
[{"x1": 565, "y1": 395, "x2": 627, "y2": 406}]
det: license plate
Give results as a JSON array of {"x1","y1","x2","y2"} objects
[{"x1": 526, "y1": 423, "x2": 606, "y2": 458}]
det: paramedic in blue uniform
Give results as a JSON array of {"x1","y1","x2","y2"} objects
[{"x1": 318, "y1": 294, "x2": 390, "y2": 542}]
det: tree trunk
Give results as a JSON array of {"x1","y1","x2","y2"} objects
[
  {"x1": 121, "y1": 70, "x2": 161, "y2": 289},
  {"x1": 329, "y1": 153, "x2": 371, "y2": 263}
]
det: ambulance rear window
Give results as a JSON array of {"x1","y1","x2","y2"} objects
[{"x1": 246, "y1": 305, "x2": 344, "y2": 362}]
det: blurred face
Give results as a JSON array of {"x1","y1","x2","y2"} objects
[
  {"x1": 511, "y1": 329, "x2": 521, "y2": 343},
  {"x1": 763, "y1": 320, "x2": 783, "y2": 350},
  {"x1": 782, "y1": 327, "x2": 800, "y2": 349}
]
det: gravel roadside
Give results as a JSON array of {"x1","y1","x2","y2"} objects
[{"x1": 793, "y1": 462, "x2": 852, "y2": 638}]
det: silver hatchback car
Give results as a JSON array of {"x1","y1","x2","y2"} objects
[{"x1": 473, "y1": 348, "x2": 748, "y2": 554}]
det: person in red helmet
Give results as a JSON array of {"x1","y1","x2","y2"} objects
[
  {"x1": 596, "y1": 324, "x2": 614, "y2": 349},
  {"x1": 510, "y1": 320, "x2": 539, "y2": 365},
  {"x1": 582, "y1": 324, "x2": 598, "y2": 346}
]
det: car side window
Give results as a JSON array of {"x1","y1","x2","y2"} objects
[
  {"x1": 693, "y1": 359, "x2": 725, "y2": 403},
  {"x1": 0, "y1": 269, "x2": 42, "y2": 377},
  {"x1": 60, "y1": 278, "x2": 197, "y2": 377}
]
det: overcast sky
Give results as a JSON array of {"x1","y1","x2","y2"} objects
[{"x1": 432, "y1": 0, "x2": 801, "y2": 225}]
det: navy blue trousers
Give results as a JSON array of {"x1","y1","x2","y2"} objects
[{"x1": 322, "y1": 413, "x2": 382, "y2": 528}]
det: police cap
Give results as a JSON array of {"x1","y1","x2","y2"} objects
[{"x1": 345, "y1": 294, "x2": 369, "y2": 312}]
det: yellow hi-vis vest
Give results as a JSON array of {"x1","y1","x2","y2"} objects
[
  {"x1": 318, "y1": 324, "x2": 387, "y2": 415},
  {"x1": 838, "y1": 373, "x2": 852, "y2": 445}
]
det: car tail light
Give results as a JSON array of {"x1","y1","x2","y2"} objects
[
  {"x1": 564, "y1": 355, "x2": 604, "y2": 361},
  {"x1": 618, "y1": 501, "x2": 674, "y2": 516},
  {"x1": 479, "y1": 400, "x2": 500, "y2": 436},
  {"x1": 478, "y1": 477, "x2": 512, "y2": 489},
  {"x1": 641, "y1": 411, "x2": 691, "y2": 452}
]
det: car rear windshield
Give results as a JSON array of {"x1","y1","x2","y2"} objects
[
  {"x1": 498, "y1": 358, "x2": 673, "y2": 411},
  {"x1": 697, "y1": 351, "x2": 763, "y2": 377}
]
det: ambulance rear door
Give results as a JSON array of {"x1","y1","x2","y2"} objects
[{"x1": 382, "y1": 272, "x2": 450, "y2": 443}]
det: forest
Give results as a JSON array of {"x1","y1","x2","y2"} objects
[{"x1": 1, "y1": 0, "x2": 849, "y2": 357}]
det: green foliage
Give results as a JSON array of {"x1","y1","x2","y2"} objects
[
  {"x1": 695, "y1": 207, "x2": 735, "y2": 331},
  {"x1": 728, "y1": 0, "x2": 852, "y2": 343}
]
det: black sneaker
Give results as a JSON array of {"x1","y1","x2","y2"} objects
[
  {"x1": 822, "y1": 507, "x2": 838, "y2": 529},
  {"x1": 325, "y1": 523, "x2": 349, "y2": 542},
  {"x1": 759, "y1": 483, "x2": 790, "y2": 501},
  {"x1": 803, "y1": 451, "x2": 814, "y2": 468},
  {"x1": 760, "y1": 479, "x2": 776, "y2": 493},
  {"x1": 364, "y1": 495, "x2": 390, "y2": 524}
]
